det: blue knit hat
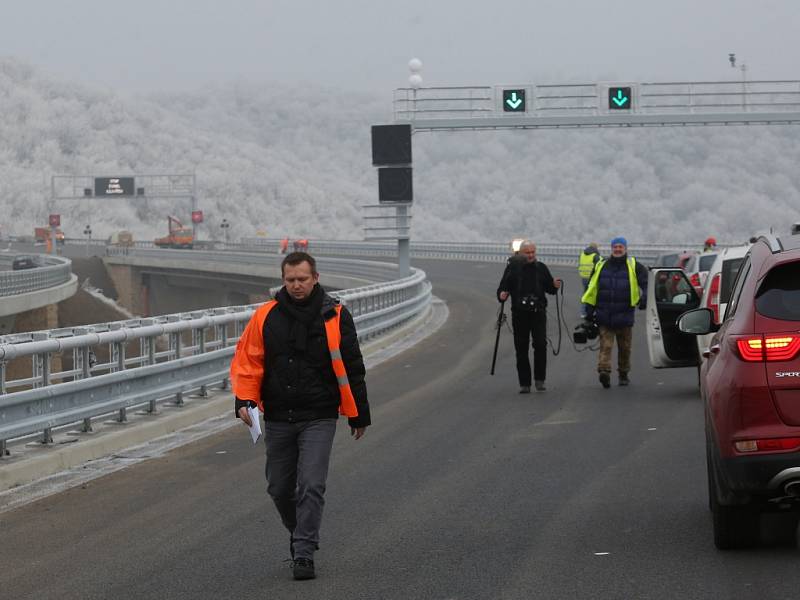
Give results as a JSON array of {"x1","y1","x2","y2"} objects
[{"x1": 610, "y1": 236, "x2": 627, "y2": 247}]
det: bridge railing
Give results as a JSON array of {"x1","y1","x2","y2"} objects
[
  {"x1": 0, "y1": 267, "x2": 431, "y2": 453},
  {"x1": 239, "y1": 238, "x2": 702, "y2": 266},
  {"x1": 0, "y1": 254, "x2": 73, "y2": 297}
]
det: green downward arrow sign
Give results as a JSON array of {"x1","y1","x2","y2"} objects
[
  {"x1": 506, "y1": 92, "x2": 522, "y2": 109},
  {"x1": 612, "y1": 89, "x2": 629, "y2": 107}
]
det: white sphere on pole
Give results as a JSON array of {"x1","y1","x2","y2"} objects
[
  {"x1": 409, "y1": 74, "x2": 423, "y2": 89},
  {"x1": 408, "y1": 58, "x2": 423, "y2": 73}
]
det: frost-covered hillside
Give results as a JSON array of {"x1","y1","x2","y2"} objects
[{"x1": 1, "y1": 58, "x2": 798, "y2": 245}]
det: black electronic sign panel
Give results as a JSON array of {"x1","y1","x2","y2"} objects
[
  {"x1": 502, "y1": 89, "x2": 526, "y2": 112},
  {"x1": 94, "y1": 177, "x2": 135, "y2": 197},
  {"x1": 608, "y1": 86, "x2": 632, "y2": 110},
  {"x1": 378, "y1": 167, "x2": 413, "y2": 203},
  {"x1": 372, "y1": 124, "x2": 412, "y2": 166}
]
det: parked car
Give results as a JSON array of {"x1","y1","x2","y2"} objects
[
  {"x1": 651, "y1": 250, "x2": 697, "y2": 270},
  {"x1": 683, "y1": 251, "x2": 719, "y2": 296},
  {"x1": 694, "y1": 244, "x2": 751, "y2": 357},
  {"x1": 11, "y1": 255, "x2": 41, "y2": 270},
  {"x1": 650, "y1": 234, "x2": 800, "y2": 549}
]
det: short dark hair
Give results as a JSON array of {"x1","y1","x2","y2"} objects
[{"x1": 281, "y1": 252, "x2": 317, "y2": 277}]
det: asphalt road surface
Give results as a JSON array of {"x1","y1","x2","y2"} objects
[{"x1": 1, "y1": 258, "x2": 798, "y2": 600}]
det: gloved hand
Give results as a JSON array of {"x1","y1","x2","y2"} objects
[{"x1": 637, "y1": 300, "x2": 647, "y2": 311}]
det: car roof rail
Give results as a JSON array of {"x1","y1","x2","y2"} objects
[{"x1": 756, "y1": 234, "x2": 783, "y2": 253}]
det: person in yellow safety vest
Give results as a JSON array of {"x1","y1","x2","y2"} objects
[
  {"x1": 230, "y1": 251, "x2": 370, "y2": 581},
  {"x1": 703, "y1": 236, "x2": 717, "y2": 253},
  {"x1": 578, "y1": 242, "x2": 601, "y2": 318},
  {"x1": 581, "y1": 237, "x2": 648, "y2": 389}
]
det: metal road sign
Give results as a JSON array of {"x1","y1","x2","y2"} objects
[
  {"x1": 608, "y1": 86, "x2": 631, "y2": 110},
  {"x1": 392, "y1": 80, "x2": 800, "y2": 130},
  {"x1": 502, "y1": 89, "x2": 526, "y2": 112}
]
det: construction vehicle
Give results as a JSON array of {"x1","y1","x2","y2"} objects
[
  {"x1": 34, "y1": 227, "x2": 65, "y2": 245},
  {"x1": 154, "y1": 216, "x2": 194, "y2": 249},
  {"x1": 108, "y1": 230, "x2": 135, "y2": 247}
]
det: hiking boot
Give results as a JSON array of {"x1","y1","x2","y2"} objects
[
  {"x1": 534, "y1": 380, "x2": 546, "y2": 392},
  {"x1": 292, "y1": 558, "x2": 315, "y2": 580},
  {"x1": 519, "y1": 386, "x2": 531, "y2": 394},
  {"x1": 619, "y1": 373, "x2": 630, "y2": 386},
  {"x1": 599, "y1": 372, "x2": 611, "y2": 389}
]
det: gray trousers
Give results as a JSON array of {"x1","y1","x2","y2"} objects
[{"x1": 265, "y1": 418, "x2": 337, "y2": 560}]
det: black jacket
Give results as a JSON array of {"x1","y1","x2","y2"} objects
[
  {"x1": 497, "y1": 257, "x2": 558, "y2": 310},
  {"x1": 235, "y1": 285, "x2": 370, "y2": 428}
]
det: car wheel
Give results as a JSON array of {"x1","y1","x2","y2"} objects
[{"x1": 708, "y1": 459, "x2": 759, "y2": 549}]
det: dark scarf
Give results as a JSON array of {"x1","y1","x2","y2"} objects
[{"x1": 275, "y1": 284, "x2": 325, "y2": 353}]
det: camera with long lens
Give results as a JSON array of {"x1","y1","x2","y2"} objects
[
  {"x1": 519, "y1": 294, "x2": 545, "y2": 312},
  {"x1": 573, "y1": 320, "x2": 599, "y2": 344}
]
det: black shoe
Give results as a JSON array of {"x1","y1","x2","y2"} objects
[
  {"x1": 519, "y1": 386, "x2": 531, "y2": 394},
  {"x1": 534, "y1": 380, "x2": 546, "y2": 392},
  {"x1": 619, "y1": 373, "x2": 630, "y2": 386},
  {"x1": 599, "y1": 372, "x2": 611, "y2": 389},
  {"x1": 293, "y1": 558, "x2": 315, "y2": 580}
]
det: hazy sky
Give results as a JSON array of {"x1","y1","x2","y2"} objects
[{"x1": 2, "y1": 0, "x2": 799, "y2": 93}]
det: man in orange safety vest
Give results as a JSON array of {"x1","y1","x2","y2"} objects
[{"x1": 231, "y1": 252, "x2": 370, "y2": 581}]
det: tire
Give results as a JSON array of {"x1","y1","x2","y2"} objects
[{"x1": 707, "y1": 459, "x2": 760, "y2": 549}]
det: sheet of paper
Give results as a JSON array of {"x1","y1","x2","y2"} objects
[{"x1": 247, "y1": 406, "x2": 262, "y2": 444}]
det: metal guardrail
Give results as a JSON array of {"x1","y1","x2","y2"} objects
[
  {"x1": 239, "y1": 238, "x2": 701, "y2": 267},
  {"x1": 103, "y1": 247, "x2": 404, "y2": 285},
  {"x1": 0, "y1": 254, "x2": 73, "y2": 297},
  {"x1": 0, "y1": 266, "x2": 431, "y2": 453}
]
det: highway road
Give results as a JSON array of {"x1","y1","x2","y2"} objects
[{"x1": 1, "y1": 258, "x2": 798, "y2": 600}]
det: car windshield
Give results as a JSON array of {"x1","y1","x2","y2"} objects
[
  {"x1": 719, "y1": 257, "x2": 744, "y2": 304},
  {"x1": 755, "y1": 261, "x2": 800, "y2": 321}
]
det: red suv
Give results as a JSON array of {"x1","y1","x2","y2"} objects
[{"x1": 677, "y1": 234, "x2": 800, "y2": 549}]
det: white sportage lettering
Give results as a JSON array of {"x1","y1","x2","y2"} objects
[{"x1": 775, "y1": 371, "x2": 800, "y2": 378}]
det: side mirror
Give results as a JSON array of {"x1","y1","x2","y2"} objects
[{"x1": 677, "y1": 308, "x2": 718, "y2": 335}]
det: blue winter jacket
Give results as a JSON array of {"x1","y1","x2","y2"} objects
[{"x1": 590, "y1": 255, "x2": 648, "y2": 329}]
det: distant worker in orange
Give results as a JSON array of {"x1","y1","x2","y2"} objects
[
  {"x1": 280, "y1": 237, "x2": 289, "y2": 254},
  {"x1": 703, "y1": 237, "x2": 717, "y2": 253}
]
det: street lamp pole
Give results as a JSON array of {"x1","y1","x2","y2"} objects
[{"x1": 729, "y1": 52, "x2": 748, "y2": 110}]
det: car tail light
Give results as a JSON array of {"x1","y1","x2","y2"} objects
[
  {"x1": 735, "y1": 437, "x2": 800, "y2": 453},
  {"x1": 689, "y1": 273, "x2": 701, "y2": 288},
  {"x1": 735, "y1": 335, "x2": 800, "y2": 362},
  {"x1": 705, "y1": 273, "x2": 721, "y2": 323}
]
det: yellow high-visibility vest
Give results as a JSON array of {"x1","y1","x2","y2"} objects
[
  {"x1": 578, "y1": 251, "x2": 598, "y2": 279},
  {"x1": 581, "y1": 258, "x2": 640, "y2": 307}
]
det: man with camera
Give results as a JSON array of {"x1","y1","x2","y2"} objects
[
  {"x1": 497, "y1": 241, "x2": 562, "y2": 393},
  {"x1": 580, "y1": 237, "x2": 648, "y2": 388}
]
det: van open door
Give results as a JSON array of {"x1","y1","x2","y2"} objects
[{"x1": 646, "y1": 268, "x2": 702, "y2": 368}]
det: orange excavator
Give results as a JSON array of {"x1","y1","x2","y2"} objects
[{"x1": 154, "y1": 216, "x2": 194, "y2": 249}]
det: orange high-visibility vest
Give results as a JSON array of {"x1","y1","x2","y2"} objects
[{"x1": 229, "y1": 300, "x2": 358, "y2": 417}]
